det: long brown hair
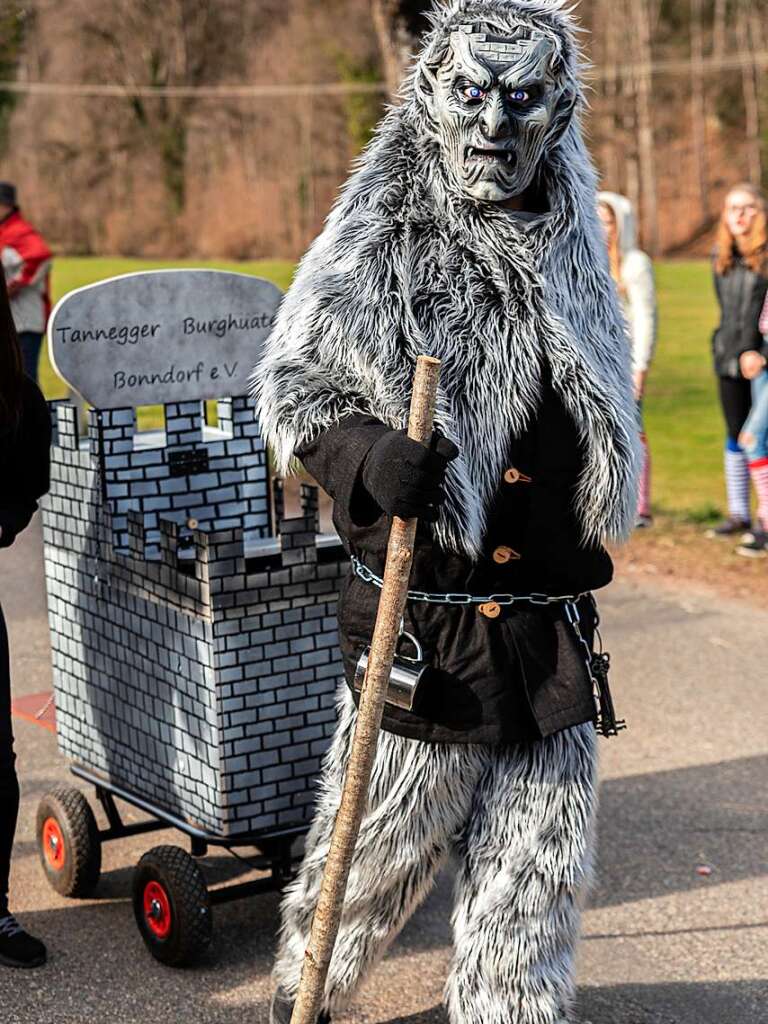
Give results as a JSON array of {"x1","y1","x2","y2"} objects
[
  {"x1": 715, "y1": 182, "x2": 768, "y2": 275},
  {"x1": 0, "y1": 273, "x2": 24, "y2": 426}
]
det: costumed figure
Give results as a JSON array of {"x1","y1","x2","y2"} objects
[
  {"x1": 597, "y1": 192, "x2": 657, "y2": 528},
  {"x1": 252, "y1": 2, "x2": 639, "y2": 1022}
]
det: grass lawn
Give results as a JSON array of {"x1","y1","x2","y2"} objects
[
  {"x1": 41, "y1": 256, "x2": 726, "y2": 522},
  {"x1": 644, "y1": 261, "x2": 723, "y2": 522}
]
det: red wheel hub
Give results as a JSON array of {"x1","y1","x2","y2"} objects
[
  {"x1": 143, "y1": 880, "x2": 172, "y2": 939},
  {"x1": 42, "y1": 817, "x2": 66, "y2": 871}
]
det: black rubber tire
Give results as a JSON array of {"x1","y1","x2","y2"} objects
[
  {"x1": 132, "y1": 845, "x2": 212, "y2": 966},
  {"x1": 36, "y1": 786, "x2": 102, "y2": 898}
]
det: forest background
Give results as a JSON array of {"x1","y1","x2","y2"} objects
[{"x1": 0, "y1": 0, "x2": 766, "y2": 260}]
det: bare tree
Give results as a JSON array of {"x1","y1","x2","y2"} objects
[
  {"x1": 712, "y1": 0, "x2": 728, "y2": 63},
  {"x1": 748, "y1": 1, "x2": 766, "y2": 54},
  {"x1": 690, "y1": 0, "x2": 708, "y2": 220},
  {"x1": 736, "y1": 0, "x2": 762, "y2": 184},
  {"x1": 747, "y1": 0, "x2": 766, "y2": 186},
  {"x1": 630, "y1": 0, "x2": 660, "y2": 254},
  {"x1": 0, "y1": 0, "x2": 29, "y2": 153},
  {"x1": 75, "y1": 0, "x2": 238, "y2": 213},
  {"x1": 597, "y1": 0, "x2": 622, "y2": 189},
  {"x1": 370, "y1": 0, "x2": 431, "y2": 96},
  {"x1": 6, "y1": 0, "x2": 768, "y2": 259}
]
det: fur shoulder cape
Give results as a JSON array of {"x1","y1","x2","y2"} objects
[{"x1": 252, "y1": 0, "x2": 640, "y2": 559}]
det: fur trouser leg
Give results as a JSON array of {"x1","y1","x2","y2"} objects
[
  {"x1": 445, "y1": 722, "x2": 598, "y2": 1024},
  {"x1": 273, "y1": 687, "x2": 487, "y2": 1012},
  {"x1": 273, "y1": 689, "x2": 598, "y2": 1023}
]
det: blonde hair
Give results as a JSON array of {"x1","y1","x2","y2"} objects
[
  {"x1": 715, "y1": 182, "x2": 768, "y2": 276},
  {"x1": 598, "y1": 201, "x2": 624, "y2": 292}
]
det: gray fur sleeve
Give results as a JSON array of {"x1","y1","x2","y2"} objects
[
  {"x1": 252, "y1": 353, "x2": 370, "y2": 476},
  {"x1": 250, "y1": 214, "x2": 409, "y2": 477}
]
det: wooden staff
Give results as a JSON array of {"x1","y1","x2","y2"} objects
[{"x1": 290, "y1": 354, "x2": 442, "y2": 1024}]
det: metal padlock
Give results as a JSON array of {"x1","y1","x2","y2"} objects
[{"x1": 353, "y1": 631, "x2": 430, "y2": 713}]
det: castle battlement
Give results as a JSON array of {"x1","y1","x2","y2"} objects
[{"x1": 42, "y1": 393, "x2": 348, "y2": 838}]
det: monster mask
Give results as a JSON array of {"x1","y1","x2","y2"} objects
[{"x1": 421, "y1": 21, "x2": 576, "y2": 203}]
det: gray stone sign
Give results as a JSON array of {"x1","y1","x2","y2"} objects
[{"x1": 48, "y1": 269, "x2": 283, "y2": 409}]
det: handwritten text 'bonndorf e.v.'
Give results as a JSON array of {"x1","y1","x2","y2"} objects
[{"x1": 112, "y1": 361, "x2": 240, "y2": 390}]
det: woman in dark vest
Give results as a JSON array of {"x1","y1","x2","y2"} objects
[
  {"x1": 0, "y1": 272, "x2": 50, "y2": 967},
  {"x1": 708, "y1": 183, "x2": 768, "y2": 539}
]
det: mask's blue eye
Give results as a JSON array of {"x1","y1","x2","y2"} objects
[
  {"x1": 462, "y1": 85, "x2": 485, "y2": 101},
  {"x1": 509, "y1": 89, "x2": 530, "y2": 103}
]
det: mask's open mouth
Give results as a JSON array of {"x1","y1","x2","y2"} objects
[{"x1": 466, "y1": 146, "x2": 516, "y2": 166}]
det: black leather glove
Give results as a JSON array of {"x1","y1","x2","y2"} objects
[{"x1": 360, "y1": 429, "x2": 459, "y2": 521}]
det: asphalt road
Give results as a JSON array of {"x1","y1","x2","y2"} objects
[{"x1": 1, "y1": 516, "x2": 767, "y2": 1024}]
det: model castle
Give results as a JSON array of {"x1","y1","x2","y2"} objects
[{"x1": 41, "y1": 396, "x2": 347, "y2": 838}]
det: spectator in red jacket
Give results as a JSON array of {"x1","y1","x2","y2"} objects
[{"x1": 0, "y1": 182, "x2": 52, "y2": 384}]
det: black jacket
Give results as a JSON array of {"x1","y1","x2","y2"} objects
[
  {"x1": 298, "y1": 372, "x2": 611, "y2": 745},
  {"x1": 712, "y1": 254, "x2": 768, "y2": 378},
  {"x1": 0, "y1": 376, "x2": 51, "y2": 549}
]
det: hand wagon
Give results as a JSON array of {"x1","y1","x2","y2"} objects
[
  {"x1": 37, "y1": 765, "x2": 307, "y2": 966},
  {"x1": 35, "y1": 272, "x2": 348, "y2": 964}
]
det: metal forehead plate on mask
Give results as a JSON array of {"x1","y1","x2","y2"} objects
[
  {"x1": 451, "y1": 24, "x2": 556, "y2": 80},
  {"x1": 464, "y1": 31, "x2": 534, "y2": 65}
]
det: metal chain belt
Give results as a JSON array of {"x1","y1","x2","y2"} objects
[
  {"x1": 351, "y1": 556, "x2": 625, "y2": 736},
  {"x1": 564, "y1": 596, "x2": 625, "y2": 736},
  {"x1": 350, "y1": 556, "x2": 584, "y2": 607},
  {"x1": 564, "y1": 598, "x2": 598, "y2": 667}
]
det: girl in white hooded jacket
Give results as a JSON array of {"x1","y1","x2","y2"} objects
[{"x1": 598, "y1": 192, "x2": 658, "y2": 526}]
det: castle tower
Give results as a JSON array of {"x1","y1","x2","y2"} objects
[{"x1": 42, "y1": 396, "x2": 347, "y2": 837}]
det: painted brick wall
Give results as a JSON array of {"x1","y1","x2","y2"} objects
[
  {"x1": 41, "y1": 399, "x2": 348, "y2": 838},
  {"x1": 93, "y1": 397, "x2": 271, "y2": 560}
]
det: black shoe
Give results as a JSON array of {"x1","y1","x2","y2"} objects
[
  {"x1": 270, "y1": 986, "x2": 331, "y2": 1024},
  {"x1": 706, "y1": 516, "x2": 751, "y2": 538},
  {"x1": 736, "y1": 530, "x2": 768, "y2": 558},
  {"x1": 0, "y1": 914, "x2": 47, "y2": 968},
  {"x1": 635, "y1": 514, "x2": 653, "y2": 529}
]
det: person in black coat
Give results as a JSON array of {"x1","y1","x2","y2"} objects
[
  {"x1": 708, "y1": 183, "x2": 768, "y2": 539},
  {"x1": 0, "y1": 271, "x2": 51, "y2": 968}
]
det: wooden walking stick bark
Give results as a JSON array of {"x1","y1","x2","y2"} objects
[{"x1": 290, "y1": 354, "x2": 441, "y2": 1024}]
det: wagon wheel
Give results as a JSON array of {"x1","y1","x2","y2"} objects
[
  {"x1": 36, "y1": 786, "x2": 102, "y2": 898},
  {"x1": 132, "y1": 845, "x2": 212, "y2": 966}
]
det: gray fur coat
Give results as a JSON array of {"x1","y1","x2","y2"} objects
[{"x1": 252, "y1": 0, "x2": 640, "y2": 560}]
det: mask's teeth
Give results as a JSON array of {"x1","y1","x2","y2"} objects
[
  {"x1": 468, "y1": 146, "x2": 475, "y2": 158},
  {"x1": 506, "y1": 152, "x2": 513, "y2": 163}
]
